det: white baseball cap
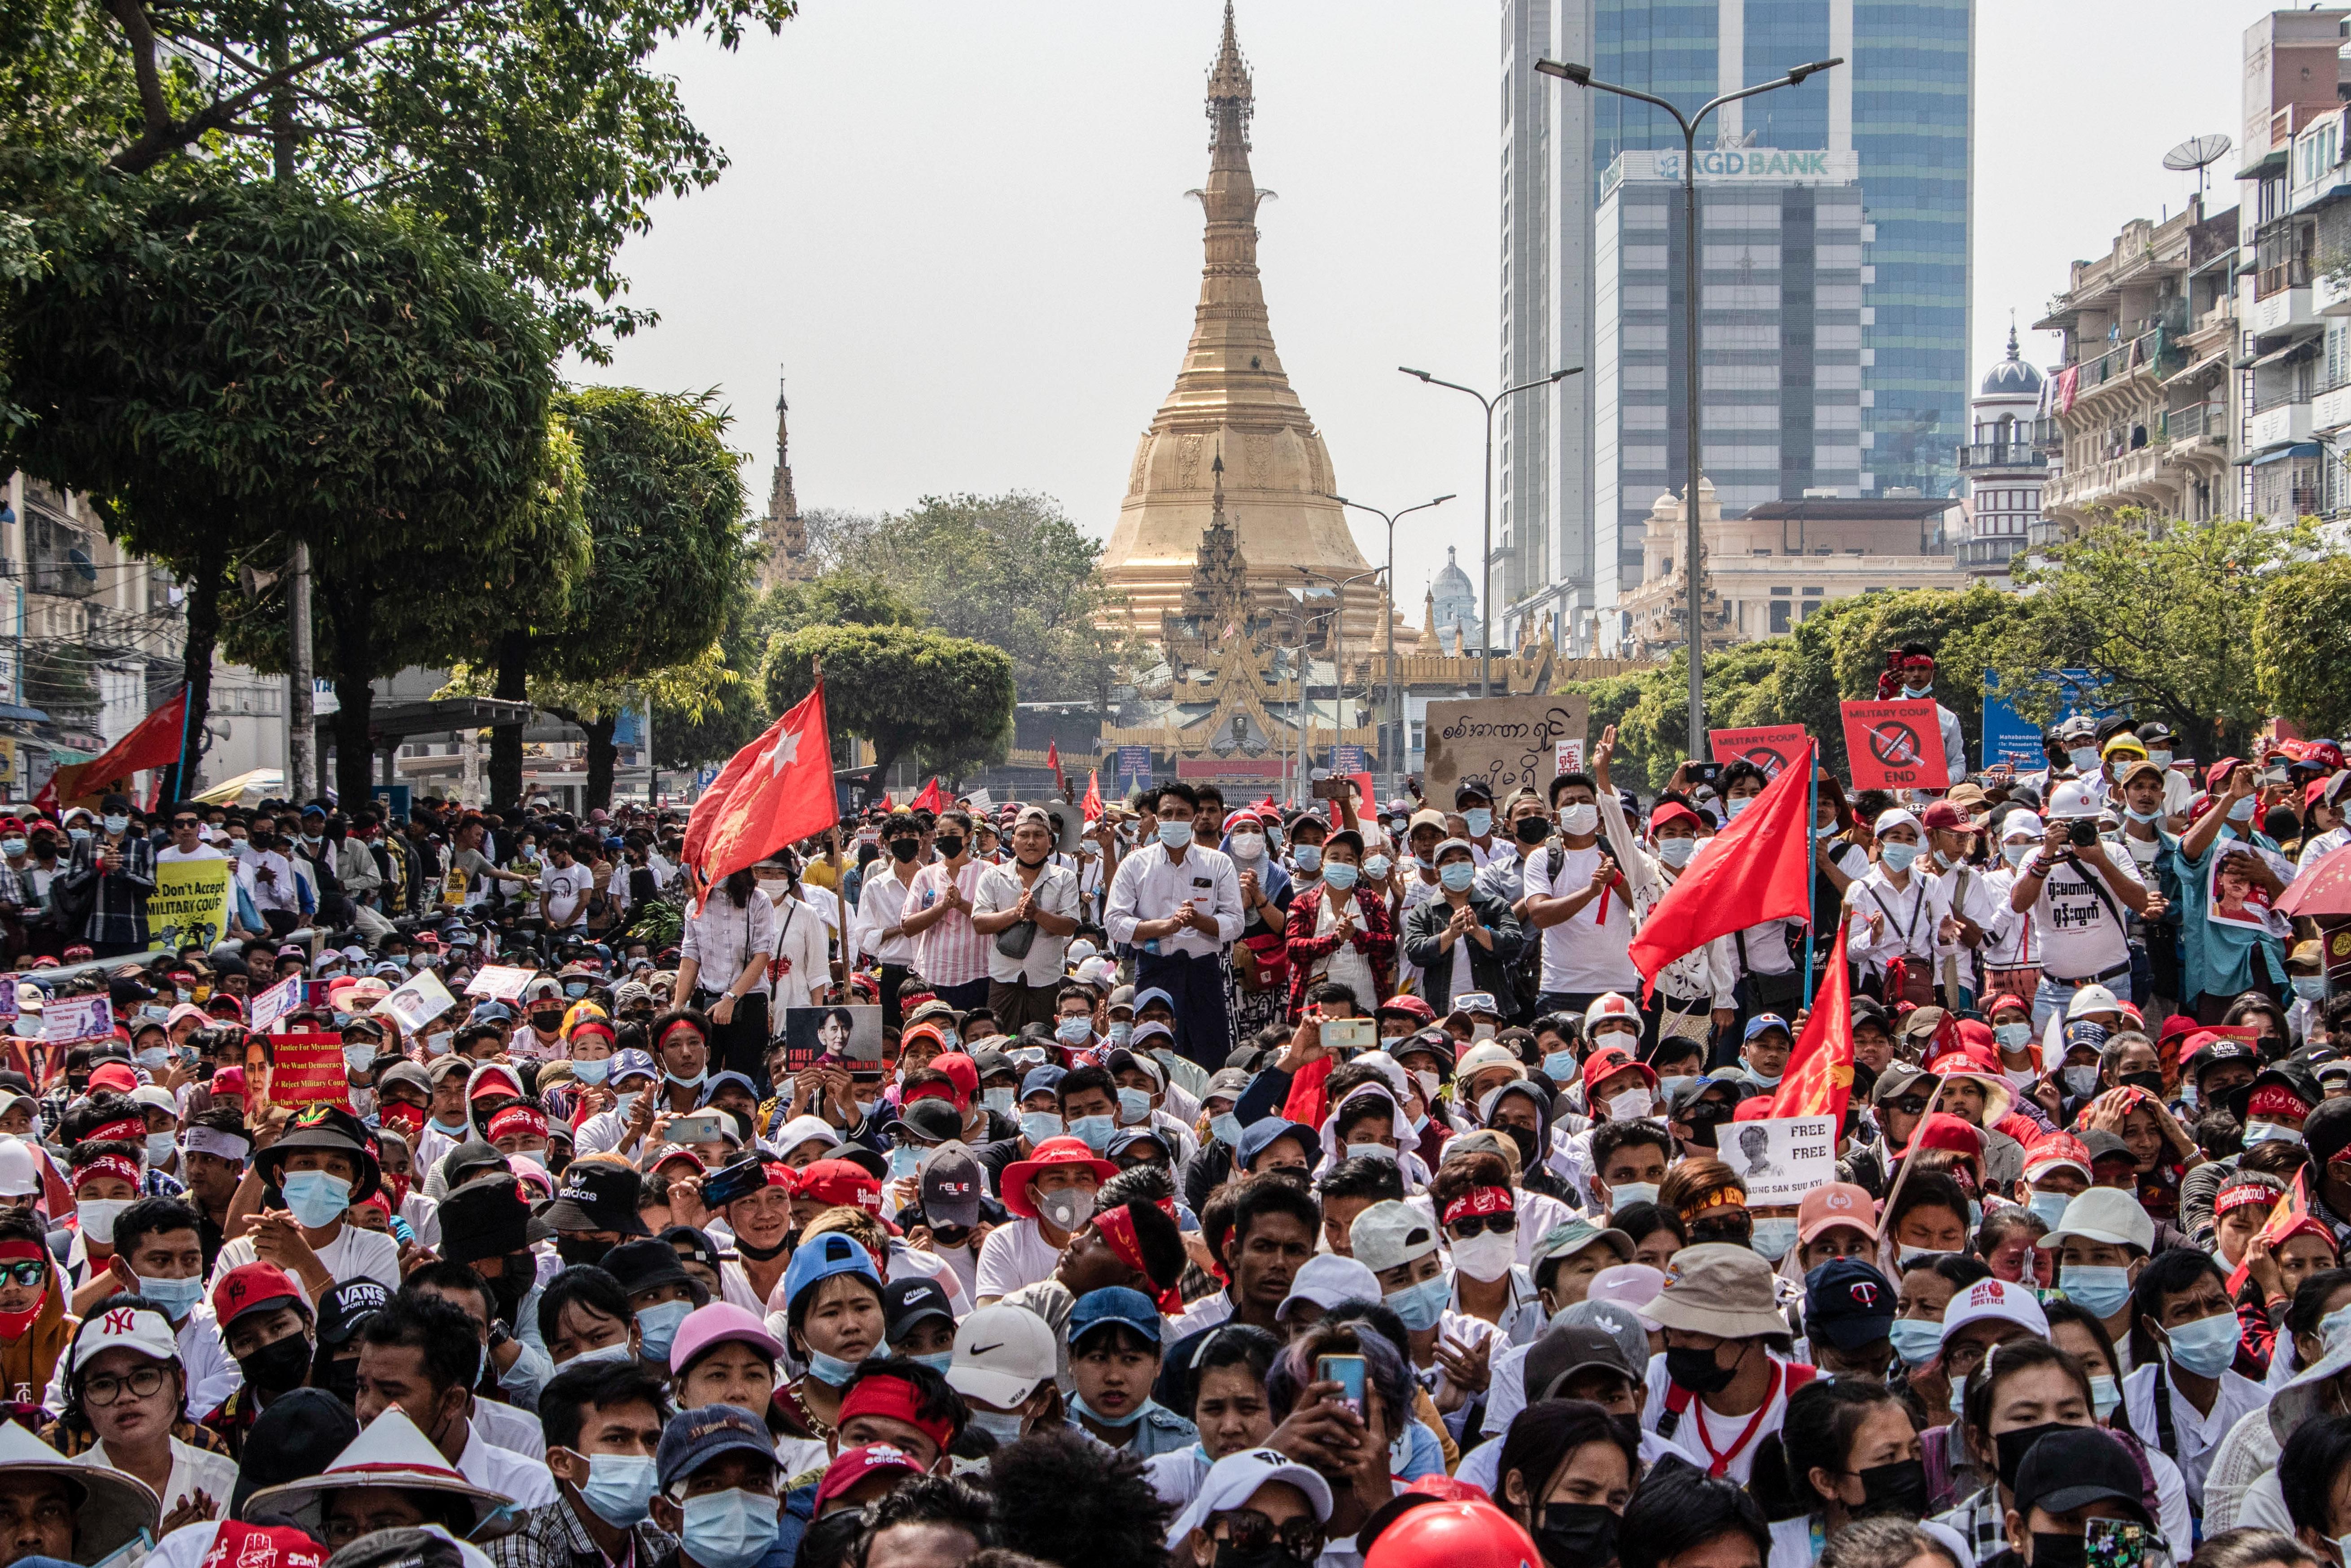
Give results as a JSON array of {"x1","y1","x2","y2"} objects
[
  {"x1": 1999, "y1": 811, "x2": 2045, "y2": 844},
  {"x1": 0, "y1": 1139, "x2": 39, "y2": 1198},
  {"x1": 1454, "y1": 1042, "x2": 1524, "y2": 1083},
  {"x1": 2041, "y1": 1187, "x2": 2155, "y2": 1254},
  {"x1": 1164, "y1": 1448, "x2": 1335, "y2": 1550},
  {"x1": 1278, "y1": 1254, "x2": 1383, "y2": 1322},
  {"x1": 1937, "y1": 1276, "x2": 2049, "y2": 1347},
  {"x1": 945, "y1": 1304, "x2": 1058, "y2": 1410},
  {"x1": 1349, "y1": 1200, "x2": 1438, "y2": 1275},
  {"x1": 68, "y1": 1303, "x2": 180, "y2": 1375}
]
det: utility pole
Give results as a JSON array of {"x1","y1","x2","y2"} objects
[{"x1": 286, "y1": 540, "x2": 313, "y2": 802}]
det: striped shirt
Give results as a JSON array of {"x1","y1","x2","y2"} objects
[{"x1": 909, "y1": 859, "x2": 991, "y2": 986}]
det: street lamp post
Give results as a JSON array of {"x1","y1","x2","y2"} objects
[
  {"x1": 1296, "y1": 566, "x2": 1386, "y2": 785},
  {"x1": 1329, "y1": 492, "x2": 1454, "y2": 782},
  {"x1": 1534, "y1": 54, "x2": 1841, "y2": 756},
  {"x1": 1398, "y1": 366, "x2": 1582, "y2": 698}
]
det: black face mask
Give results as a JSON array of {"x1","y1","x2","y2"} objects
[
  {"x1": 889, "y1": 840, "x2": 919, "y2": 863},
  {"x1": 485, "y1": 1253, "x2": 533, "y2": 1327},
  {"x1": 2029, "y1": 1534, "x2": 2089, "y2": 1568},
  {"x1": 237, "y1": 1331, "x2": 314, "y2": 1397},
  {"x1": 315, "y1": 1355, "x2": 360, "y2": 1406},
  {"x1": 935, "y1": 837, "x2": 965, "y2": 859},
  {"x1": 1515, "y1": 817, "x2": 1552, "y2": 846},
  {"x1": 530, "y1": 1010, "x2": 563, "y2": 1033},
  {"x1": 2118, "y1": 1069, "x2": 2163, "y2": 1096},
  {"x1": 1533, "y1": 1503, "x2": 1618, "y2": 1568},
  {"x1": 1995, "y1": 1421, "x2": 2073, "y2": 1493},
  {"x1": 1852, "y1": 1458, "x2": 1929, "y2": 1520},
  {"x1": 1681, "y1": 1099, "x2": 1734, "y2": 1149},
  {"x1": 1664, "y1": 1342, "x2": 1739, "y2": 1395},
  {"x1": 555, "y1": 1235, "x2": 611, "y2": 1270},
  {"x1": 1501, "y1": 1124, "x2": 1540, "y2": 1166}
]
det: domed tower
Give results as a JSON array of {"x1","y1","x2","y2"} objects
[
  {"x1": 1429, "y1": 547, "x2": 1479, "y2": 654},
  {"x1": 1957, "y1": 326, "x2": 2048, "y2": 582},
  {"x1": 1097, "y1": 3, "x2": 1375, "y2": 647}
]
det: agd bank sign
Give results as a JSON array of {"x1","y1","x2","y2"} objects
[{"x1": 1644, "y1": 148, "x2": 1857, "y2": 184}]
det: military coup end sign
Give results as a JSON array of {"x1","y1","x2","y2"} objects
[
  {"x1": 1840, "y1": 700, "x2": 1950, "y2": 790},
  {"x1": 1707, "y1": 725, "x2": 1810, "y2": 780}
]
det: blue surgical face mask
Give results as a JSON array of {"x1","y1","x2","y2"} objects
[
  {"x1": 634, "y1": 1298, "x2": 693, "y2": 1362},
  {"x1": 1116, "y1": 1087, "x2": 1152, "y2": 1126},
  {"x1": 1724, "y1": 796, "x2": 1754, "y2": 821},
  {"x1": 1607, "y1": 1180, "x2": 1659, "y2": 1210},
  {"x1": 2296, "y1": 977, "x2": 2327, "y2": 1002},
  {"x1": 611, "y1": 1091, "x2": 640, "y2": 1123},
  {"x1": 1211, "y1": 1112, "x2": 1243, "y2": 1148},
  {"x1": 910, "y1": 1350, "x2": 955, "y2": 1375},
  {"x1": 1069, "y1": 1113, "x2": 1117, "y2": 1152},
  {"x1": 1541, "y1": 1050, "x2": 1577, "y2": 1082},
  {"x1": 1888, "y1": 1318, "x2": 1943, "y2": 1368},
  {"x1": 804, "y1": 1348, "x2": 867, "y2": 1386},
  {"x1": 2162, "y1": 1310, "x2": 2241, "y2": 1378},
  {"x1": 983, "y1": 1086, "x2": 1015, "y2": 1117},
  {"x1": 1056, "y1": 1018, "x2": 1093, "y2": 1046},
  {"x1": 103, "y1": 815, "x2": 130, "y2": 836},
  {"x1": 1107, "y1": 1022, "x2": 1134, "y2": 1047},
  {"x1": 1463, "y1": 809, "x2": 1493, "y2": 837},
  {"x1": 1743, "y1": 1062, "x2": 1783, "y2": 1089},
  {"x1": 1293, "y1": 845, "x2": 1323, "y2": 876},
  {"x1": 2061, "y1": 1265, "x2": 2134, "y2": 1320},
  {"x1": 280, "y1": 1169, "x2": 353, "y2": 1229},
  {"x1": 573, "y1": 1057, "x2": 611, "y2": 1086},
  {"x1": 1902, "y1": 683, "x2": 1932, "y2": 701},
  {"x1": 1878, "y1": 840, "x2": 1921, "y2": 872},
  {"x1": 146, "y1": 1131, "x2": 177, "y2": 1167},
  {"x1": 2027, "y1": 1190, "x2": 2071, "y2": 1230},
  {"x1": 576, "y1": 1454, "x2": 658, "y2": 1528},
  {"x1": 1159, "y1": 821, "x2": 1194, "y2": 850},
  {"x1": 2243, "y1": 1119, "x2": 2302, "y2": 1146},
  {"x1": 136, "y1": 1272, "x2": 206, "y2": 1320},
  {"x1": 1439, "y1": 862, "x2": 1477, "y2": 893},
  {"x1": 2124, "y1": 807, "x2": 2163, "y2": 824},
  {"x1": 2230, "y1": 794, "x2": 2258, "y2": 822},
  {"x1": 1323, "y1": 863, "x2": 1359, "y2": 891},
  {"x1": 2001, "y1": 839, "x2": 2033, "y2": 867},
  {"x1": 2068, "y1": 747, "x2": 2100, "y2": 773},
  {"x1": 2150, "y1": 749, "x2": 2173, "y2": 770},
  {"x1": 1655, "y1": 837, "x2": 1697, "y2": 868},
  {"x1": 1363, "y1": 855, "x2": 1392, "y2": 881},
  {"x1": 343, "y1": 1042, "x2": 376, "y2": 1074},
  {"x1": 1385, "y1": 1272, "x2": 1449, "y2": 1333},
  {"x1": 67, "y1": 827, "x2": 92, "y2": 844},
  {"x1": 1993, "y1": 1022, "x2": 2031, "y2": 1050},
  {"x1": 965, "y1": 1406, "x2": 1028, "y2": 1445},
  {"x1": 678, "y1": 1489, "x2": 783, "y2": 1568},
  {"x1": 1751, "y1": 1217, "x2": 1798, "y2": 1261},
  {"x1": 138, "y1": 1045, "x2": 170, "y2": 1071},
  {"x1": 1656, "y1": 1075, "x2": 1695, "y2": 1105},
  {"x1": 888, "y1": 1144, "x2": 922, "y2": 1180},
  {"x1": 1814, "y1": 822, "x2": 1840, "y2": 839},
  {"x1": 1021, "y1": 1110, "x2": 1064, "y2": 1144}
]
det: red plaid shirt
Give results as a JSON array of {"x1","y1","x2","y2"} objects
[{"x1": 1282, "y1": 885, "x2": 1396, "y2": 1017}]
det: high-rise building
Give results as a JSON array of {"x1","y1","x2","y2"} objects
[{"x1": 1497, "y1": 0, "x2": 1971, "y2": 655}]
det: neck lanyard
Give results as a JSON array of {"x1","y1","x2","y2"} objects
[{"x1": 1693, "y1": 1358, "x2": 1783, "y2": 1477}]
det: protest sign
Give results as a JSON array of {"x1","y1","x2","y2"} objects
[
  {"x1": 377, "y1": 970, "x2": 457, "y2": 1035},
  {"x1": 267, "y1": 1033, "x2": 353, "y2": 1110},
  {"x1": 145, "y1": 858, "x2": 235, "y2": 953},
  {"x1": 1554, "y1": 739, "x2": 1585, "y2": 775},
  {"x1": 0, "y1": 975, "x2": 16, "y2": 1023},
  {"x1": 1713, "y1": 1115, "x2": 1837, "y2": 1206},
  {"x1": 250, "y1": 976, "x2": 300, "y2": 1032},
  {"x1": 779, "y1": 1004, "x2": 884, "y2": 1074},
  {"x1": 41, "y1": 994, "x2": 112, "y2": 1046},
  {"x1": 1709, "y1": 725, "x2": 1812, "y2": 780},
  {"x1": 1839, "y1": 700, "x2": 1950, "y2": 790},
  {"x1": 465, "y1": 965, "x2": 537, "y2": 1003},
  {"x1": 1423, "y1": 695, "x2": 1591, "y2": 804},
  {"x1": 2207, "y1": 844, "x2": 2294, "y2": 937}
]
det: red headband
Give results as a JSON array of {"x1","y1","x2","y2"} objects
[
  {"x1": 836, "y1": 1374, "x2": 953, "y2": 1452},
  {"x1": 76, "y1": 1154, "x2": 142, "y2": 1191},
  {"x1": 1094, "y1": 1204, "x2": 1182, "y2": 1314},
  {"x1": 657, "y1": 1018, "x2": 703, "y2": 1050},
  {"x1": 1443, "y1": 1187, "x2": 1515, "y2": 1225},
  {"x1": 2247, "y1": 1086, "x2": 2313, "y2": 1122},
  {"x1": 2216, "y1": 1183, "x2": 2282, "y2": 1219},
  {"x1": 486, "y1": 1106, "x2": 548, "y2": 1143},
  {"x1": 569, "y1": 1019, "x2": 617, "y2": 1046},
  {"x1": 88, "y1": 1117, "x2": 144, "y2": 1146},
  {"x1": 0, "y1": 1239, "x2": 45, "y2": 1266}
]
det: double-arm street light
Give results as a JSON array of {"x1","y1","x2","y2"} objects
[
  {"x1": 1399, "y1": 366, "x2": 1582, "y2": 698},
  {"x1": 1328, "y1": 492, "x2": 1454, "y2": 780},
  {"x1": 1533, "y1": 53, "x2": 1841, "y2": 755}
]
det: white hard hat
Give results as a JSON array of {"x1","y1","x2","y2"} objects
[
  {"x1": 2066, "y1": 984, "x2": 2121, "y2": 1021},
  {"x1": 0, "y1": 1139, "x2": 40, "y2": 1198},
  {"x1": 1584, "y1": 992, "x2": 1641, "y2": 1032},
  {"x1": 2048, "y1": 779, "x2": 2103, "y2": 820}
]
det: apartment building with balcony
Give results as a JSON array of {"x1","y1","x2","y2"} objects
[
  {"x1": 0, "y1": 473, "x2": 187, "y2": 803},
  {"x1": 2033, "y1": 195, "x2": 2241, "y2": 539}
]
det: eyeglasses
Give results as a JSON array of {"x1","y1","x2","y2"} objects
[
  {"x1": 171, "y1": 819, "x2": 199, "y2": 830},
  {"x1": 1213, "y1": 1509, "x2": 1322, "y2": 1564},
  {"x1": 1447, "y1": 1213, "x2": 1516, "y2": 1239},
  {"x1": 0, "y1": 1260, "x2": 44, "y2": 1289},
  {"x1": 1886, "y1": 1095, "x2": 1933, "y2": 1117},
  {"x1": 82, "y1": 1363, "x2": 168, "y2": 1406}
]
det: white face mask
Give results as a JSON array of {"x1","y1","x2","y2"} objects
[
  {"x1": 1449, "y1": 1229, "x2": 1515, "y2": 1282},
  {"x1": 1607, "y1": 1087, "x2": 1654, "y2": 1121},
  {"x1": 1559, "y1": 804, "x2": 1600, "y2": 837},
  {"x1": 1228, "y1": 833, "x2": 1265, "y2": 860}
]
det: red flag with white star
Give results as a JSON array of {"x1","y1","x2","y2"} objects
[{"x1": 686, "y1": 682, "x2": 839, "y2": 901}]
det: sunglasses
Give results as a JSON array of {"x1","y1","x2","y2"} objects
[
  {"x1": 0, "y1": 1260, "x2": 44, "y2": 1289},
  {"x1": 1886, "y1": 1095, "x2": 1933, "y2": 1117},
  {"x1": 1213, "y1": 1510, "x2": 1322, "y2": 1564},
  {"x1": 1447, "y1": 1213, "x2": 1516, "y2": 1239}
]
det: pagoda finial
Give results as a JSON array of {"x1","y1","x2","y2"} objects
[
  {"x1": 1211, "y1": 450, "x2": 1226, "y2": 528},
  {"x1": 2005, "y1": 320, "x2": 2021, "y2": 361}
]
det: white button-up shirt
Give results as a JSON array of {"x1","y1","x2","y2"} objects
[
  {"x1": 854, "y1": 863, "x2": 924, "y2": 966},
  {"x1": 1105, "y1": 842, "x2": 1244, "y2": 958},
  {"x1": 679, "y1": 885, "x2": 778, "y2": 990}
]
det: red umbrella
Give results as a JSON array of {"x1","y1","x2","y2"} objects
[{"x1": 2275, "y1": 842, "x2": 2351, "y2": 918}]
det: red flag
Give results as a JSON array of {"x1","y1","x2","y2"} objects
[
  {"x1": 910, "y1": 777, "x2": 946, "y2": 815},
  {"x1": 687, "y1": 682, "x2": 841, "y2": 898},
  {"x1": 1045, "y1": 740, "x2": 1062, "y2": 777},
  {"x1": 1081, "y1": 771, "x2": 1103, "y2": 821},
  {"x1": 47, "y1": 686, "x2": 188, "y2": 806},
  {"x1": 1769, "y1": 917, "x2": 1851, "y2": 1125},
  {"x1": 1629, "y1": 740, "x2": 1817, "y2": 998}
]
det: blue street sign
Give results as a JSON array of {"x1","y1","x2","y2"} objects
[
  {"x1": 1115, "y1": 745, "x2": 1153, "y2": 783},
  {"x1": 1332, "y1": 745, "x2": 1366, "y2": 774},
  {"x1": 1982, "y1": 670, "x2": 2126, "y2": 771}
]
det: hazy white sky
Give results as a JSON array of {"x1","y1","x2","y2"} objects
[{"x1": 574, "y1": 0, "x2": 2277, "y2": 614}]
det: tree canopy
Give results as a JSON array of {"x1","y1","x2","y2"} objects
[{"x1": 764, "y1": 623, "x2": 1015, "y2": 785}]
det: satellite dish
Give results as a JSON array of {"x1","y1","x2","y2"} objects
[{"x1": 2163, "y1": 134, "x2": 2233, "y2": 196}]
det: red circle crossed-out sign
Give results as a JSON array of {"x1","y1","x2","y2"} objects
[{"x1": 1866, "y1": 720, "x2": 1924, "y2": 769}]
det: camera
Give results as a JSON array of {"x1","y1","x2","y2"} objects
[{"x1": 2066, "y1": 817, "x2": 2100, "y2": 848}]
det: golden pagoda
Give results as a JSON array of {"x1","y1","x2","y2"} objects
[{"x1": 1097, "y1": 3, "x2": 1379, "y2": 650}]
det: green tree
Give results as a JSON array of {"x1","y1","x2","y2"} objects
[
  {"x1": 1776, "y1": 584, "x2": 2019, "y2": 775},
  {"x1": 1, "y1": 177, "x2": 562, "y2": 801},
  {"x1": 764, "y1": 624, "x2": 1015, "y2": 786},
  {"x1": 2255, "y1": 552, "x2": 2351, "y2": 738},
  {"x1": 1, "y1": 0, "x2": 796, "y2": 350},
  {"x1": 1985, "y1": 517, "x2": 2302, "y2": 762},
  {"x1": 826, "y1": 492, "x2": 1128, "y2": 708}
]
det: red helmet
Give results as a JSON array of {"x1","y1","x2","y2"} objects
[{"x1": 1363, "y1": 1502, "x2": 1540, "y2": 1568}]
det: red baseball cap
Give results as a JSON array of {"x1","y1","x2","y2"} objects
[
  {"x1": 212, "y1": 1261, "x2": 304, "y2": 1331},
  {"x1": 88, "y1": 1063, "x2": 140, "y2": 1096},
  {"x1": 925, "y1": 1052, "x2": 978, "y2": 1110},
  {"x1": 814, "y1": 1444, "x2": 927, "y2": 1510},
  {"x1": 797, "y1": 1158, "x2": 884, "y2": 1215},
  {"x1": 1580, "y1": 1045, "x2": 1655, "y2": 1097}
]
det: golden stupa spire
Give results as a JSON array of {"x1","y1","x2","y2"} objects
[{"x1": 1097, "y1": 2, "x2": 1370, "y2": 644}]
